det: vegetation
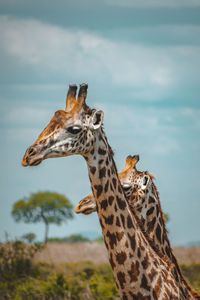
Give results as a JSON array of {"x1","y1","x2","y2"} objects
[
  {"x1": 94, "y1": 236, "x2": 104, "y2": 243},
  {"x1": 181, "y1": 264, "x2": 200, "y2": 293},
  {"x1": 12, "y1": 191, "x2": 74, "y2": 243},
  {"x1": 0, "y1": 241, "x2": 119, "y2": 299},
  {"x1": 22, "y1": 232, "x2": 36, "y2": 244},
  {"x1": 48, "y1": 234, "x2": 90, "y2": 243},
  {"x1": 0, "y1": 241, "x2": 200, "y2": 299},
  {"x1": 164, "y1": 213, "x2": 169, "y2": 223}
]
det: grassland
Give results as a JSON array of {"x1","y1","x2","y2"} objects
[
  {"x1": 34, "y1": 241, "x2": 200, "y2": 265},
  {"x1": 0, "y1": 241, "x2": 200, "y2": 299}
]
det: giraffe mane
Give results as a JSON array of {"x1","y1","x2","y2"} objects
[{"x1": 151, "y1": 180, "x2": 199, "y2": 297}]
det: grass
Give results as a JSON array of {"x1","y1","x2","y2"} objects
[{"x1": 0, "y1": 241, "x2": 200, "y2": 299}]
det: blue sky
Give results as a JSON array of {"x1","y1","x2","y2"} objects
[{"x1": 1, "y1": 0, "x2": 200, "y2": 246}]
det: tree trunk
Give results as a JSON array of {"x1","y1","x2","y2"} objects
[
  {"x1": 44, "y1": 221, "x2": 49, "y2": 244},
  {"x1": 40, "y1": 210, "x2": 49, "y2": 244}
]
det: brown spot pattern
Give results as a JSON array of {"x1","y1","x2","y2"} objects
[
  {"x1": 89, "y1": 166, "x2": 96, "y2": 175},
  {"x1": 156, "y1": 224, "x2": 162, "y2": 243},
  {"x1": 116, "y1": 251, "x2": 127, "y2": 265},
  {"x1": 103, "y1": 214, "x2": 114, "y2": 225},
  {"x1": 117, "y1": 271, "x2": 126, "y2": 290},
  {"x1": 99, "y1": 167, "x2": 106, "y2": 179},
  {"x1": 109, "y1": 253, "x2": 116, "y2": 269},
  {"x1": 108, "y1": 195, "x2": 114, "y2": 205},
  {"x1": 116, "y1": 216, "x2": 121, "y2": 227},
  {"x1": 128, "y1": 232, "x2": 136, "y2": 252},
  {"x1": 94, "y1": 185, "x2": 103, "y2": 198},
  {"x1": 146, "y1": 206, "x2": 154, "y2": 216},
  {"x1": 106, "y1": 231, "x2": 117, "y2": 249},
  {"x1": 141, "y1": 253, "x2": 149, "y2": 270},
  {"x1": 120, "y1": 214, "x2": 125, "y2": 227},
  {"x1": 98, "y1": 147, "x2": 106, "y2": 155},
  {"x1": 141, "y1": 274, "x2": 151, "y2": 291},
  {"x1": 128, "y1": 261, "x2": 139, "y2": 283},
  {"x1": 100, "y1": 199, "x2": 108, "y2": 210},
  {"x1": 116, "y1": 231, "x2": 124, "y2": 241},
  {"x1": 127, "y1": 215, "x2": 134, "y2": 229},
  {"x1": 104, "y1": 180, "x2": 109, "y2": 193},
  {"x1": 116, "y1": 196, "x2": 126, "y2": 210}
]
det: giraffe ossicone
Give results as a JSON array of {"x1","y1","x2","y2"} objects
[{"x1": 22, "y1": 84, "x2": 199, "y2": 299}]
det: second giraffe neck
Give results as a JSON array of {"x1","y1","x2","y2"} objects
[{"x1": 135, "y1": 181, "x2": 196, "y2": 298}]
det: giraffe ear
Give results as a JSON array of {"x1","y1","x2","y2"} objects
[
  {"x1": 91, "y1": 110, "x2": 104, "y2": 130},
  {"x1": 141, "y1": 175, "x2": 150, "y2": 190}
]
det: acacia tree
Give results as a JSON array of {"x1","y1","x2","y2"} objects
[{"x1": 12, "y1": 191, "x2": 74, "y2": 243}]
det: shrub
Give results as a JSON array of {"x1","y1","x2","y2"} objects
[
  {"x1": 1, "y1": 246, "x2": 200, "y2": 300},
  {"x1": 48, "y1": 234, "x2": 90, "y2": 243},
  {"x1": 181, "y1": 264, "x2": 200, "y2": 292},
  {"x1": 0, "y1": 241, "x2": 42, "y2": 282},
  {"x1": 22, "y1": 233, "x2": 36, "y2": 244}
]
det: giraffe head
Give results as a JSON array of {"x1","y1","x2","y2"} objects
[
  {"x1": 75, "y1": 193, "x2": 96, "y2": 215},
  {"x1": 22, "y1": 84, "x2": 104, "y2": 167},
  {"x1": 75, "y1": 154, "x2": 152, "y2": 214},
  {"x1": 121, "y1": 156, "x2": 154, "y2": 211}
]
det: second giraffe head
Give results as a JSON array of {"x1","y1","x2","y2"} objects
[{"x1": 75, "y1": 155, "x2": 152, "y2": 214}]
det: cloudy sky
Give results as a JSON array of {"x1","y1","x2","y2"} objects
[{"x1": 1, "y1": 0, "x2": 200, "y2": 246}]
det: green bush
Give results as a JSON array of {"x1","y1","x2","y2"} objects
[
  {"x1": 14, "y1": 279, "x2": 44, "y2": 300},
  {"x1": 48, "y1": 234, "x2": 90, "y2": 243},
  {"x1": 1, "y1": 243, "x2": 200, "y2": 300},
  {"x1": 0, "y1": 241, "x2": 42, "y2": 282},
  {"x1": 181, "y1": 264, "x2": 200, "y2": 292}
]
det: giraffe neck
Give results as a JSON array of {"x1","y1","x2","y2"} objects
[
  {"x1": 132, "y1": 181, "x2": 173, "y2": 259},
  {"x1": 128, "y1": 179, "x2": 196, "y2": 299},
  {"x1": 144, "y1": 180, "x2": 196, "y2": 297},
  {"x1": 84, "y1": 129, "x2": 182, "y2": 299}
]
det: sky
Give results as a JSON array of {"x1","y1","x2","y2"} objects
[{"x1": 0, "y1": 0, "x2": 200, "y2": 246}]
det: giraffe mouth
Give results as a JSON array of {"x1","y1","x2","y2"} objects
[
  {"x1": 22, "y1": 157, "x2": 43, "y2": 167},
  {"x1": 31, "y1": 159, "x2": 43, "y2": 166}
]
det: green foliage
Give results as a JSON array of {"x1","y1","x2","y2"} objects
[
  {"x1": 164, "y1": 213, "x2": 169, "y2": 223},
  {"x1": 22, "y1": 232, "x2": 36, "y2": 244},
  {"x1": 94, "y1": 236, "x2": 104, "y2": 243},
  {"x1": 12, "y1": 191, "x2": 74, "y2": 243},
  {"x1": 181, "y1": 264, "x2": 200, "y2": 292},
  {"x1": 0, "y1": 241, "x2": 42, "y2": 282},
  {"x1": 0, "y1": 247, "x2": 119, "y2": 300},
  {"x1": 1, "y1": 243, "x2": 200, "y2": 300},
  {"x1": 66, "y1": 234, "x2": 90, "y2": 243},
  {"x1": 89, "y1": 264, "x2": 118, "y2": 300},
  {"x1": 12, "y1": 191, "x2": 73, "y2": 224},
  {"x1": 48, "y1": 234, "x2": 90, "y2": 243}
]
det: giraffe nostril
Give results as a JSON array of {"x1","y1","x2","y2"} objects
[{"x1": 27, "y1": 147, "x2": 35, "y2": 156}]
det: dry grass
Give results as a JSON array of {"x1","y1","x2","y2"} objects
[
  {"x1": 34, "y1": 242, "x2": 200, "y2": 265},
  {"x1": 34, "y1": 242, "x2": 108, "y2": 264},
  {"x1": 173, "y1": 246, "x2": 200, "y2": 264}
]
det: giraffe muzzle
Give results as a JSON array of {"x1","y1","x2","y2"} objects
[{"x1": 22, "y1": 146, "x2": 43, "y2": 167}]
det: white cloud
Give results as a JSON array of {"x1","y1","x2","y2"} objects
[
  {"x1": 7, "y1": 106, "x2": 51, "y2": 124},
  {"x1": 99, "y1": 103, "x2": 200, "y2": 157},
  {"x1": 1, "y1": 15, "x2": 200, "y2": 102},
  {"x1": 106, "y1": 0, "x2": 200, "y2": 8},
  {"x1": 152, "y1": 136, "x2": 180, "y2": 155},
  {"x1": 4, "y1": 128, "x2": 39, "y2": 143}
]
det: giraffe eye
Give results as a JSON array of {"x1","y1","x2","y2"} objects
[
  {"x1": 123, "y1": 184, "x2": 131, "y2": 191},
  {"x1": 67, "y1": 126, "x2": 82, "y2": 134}
]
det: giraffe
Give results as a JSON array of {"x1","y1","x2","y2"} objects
[
  {"x1": 22, "y1": 83, "x2": 193, "y2": 299},
  {"x1": 76, "y1": 155, "x2": 200, "y2": 299}
]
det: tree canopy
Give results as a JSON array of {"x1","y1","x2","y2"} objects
[{"x1": 12, "y1": 191, "x2": 74, "y2": 243}]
